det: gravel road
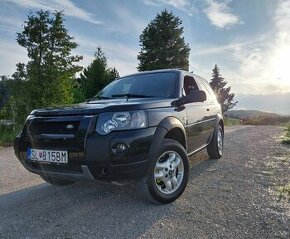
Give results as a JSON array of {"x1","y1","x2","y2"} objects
[{"x1": 0, "y1": 125, "x2": 289, "y2": 239}]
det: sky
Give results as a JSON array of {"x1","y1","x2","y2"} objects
[{"x1": 1, "y1": 0, "x2": 290, "y2": 109}]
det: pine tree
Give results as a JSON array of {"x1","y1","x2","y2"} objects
[
  {"x1": 0, "y1": 77, "x2": 9, "y2": 110},
  {"x1": 0, "y1": 65, "x2": 28, "y2": 123},
  {"x1": 17, "y1": 10, "x2": 82, "y2": 108},
  {"x1": 75, "y1": 47, "x2": 119, "y2": 102},
  {"x1": 7, "y1": 63, "x2": 31, "y2": 124},
  {"x1": 137, "y1": 10, "x2": 190, "y2": 71},
  {"x1": 210, "y1": 64, "x2": 237, "y2": 113}
]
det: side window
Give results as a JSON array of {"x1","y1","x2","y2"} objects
[
  {"x1": 183, "y1": 76, "x2": 198, "y2": 96},
  {"x1": 198, "y1": 81, "x2": 214, "y2": 104},
  {"x1": 203, "y1": 81, "x2": 218, "y2": 103}
]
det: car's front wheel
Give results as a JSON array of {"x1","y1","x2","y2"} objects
[
  {"x1": 40, "y1": 175, "x2": 75, "y2": 186},
  {"x1": 141, "y1": 139, "x2": 189, "y2": 204}
]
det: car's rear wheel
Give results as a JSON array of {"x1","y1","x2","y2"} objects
[
  {"x1": 140, "y1": 139, "x2": 189, "y2": 204},
  {"x1": 40, "y1": 175, "x2": 75, "y2": 186},
  {"x1": 207, "y1": 124, "x2": 224, "y2": 159}
]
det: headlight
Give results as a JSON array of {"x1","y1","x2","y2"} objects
[{"x1": 96, "y1": 111, "x2": 148, "y2": 135}]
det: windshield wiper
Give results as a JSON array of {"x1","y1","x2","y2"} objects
[
  {"x1": 111, "y1": 93, "x2": 155, "y2": 99},
  {"x1": 86, "y1": 95, "x2": 112, "y2": 102}
]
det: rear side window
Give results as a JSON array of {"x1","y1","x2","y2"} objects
[{"x1": 199, "y1": 81, "x2": 216, "y2": 104}]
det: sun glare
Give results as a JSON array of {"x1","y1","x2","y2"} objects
[{"x1": 273, "y1": 46, "x2": 290, "y2": 84}]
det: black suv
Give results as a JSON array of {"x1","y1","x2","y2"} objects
[{"x1": 14, "y1": 69, "x2": 224, "y2": 203}]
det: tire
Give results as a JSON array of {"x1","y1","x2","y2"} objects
[
  {"x1": 40, "y1": 175, "x2": 75, "y2": 186},
  {"x1": 207, "y1": 124, "x2": 224, "y2": 159},
  {"x1": 140, "y1": 138, "x2": 189, "y2": 204}
]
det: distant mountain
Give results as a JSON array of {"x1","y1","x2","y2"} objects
[
  {"x1": 225, "y1": 110, "x2": 280, "y2": 120},
  {"x1": 235, "y1": 93, "x2": 290, "y2": 115},
  {"x1": 225, "y1": 109, "x2": 290, "y2": 125}
]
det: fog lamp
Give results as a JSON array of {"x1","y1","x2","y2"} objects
[{"x1": 113, "y1": 143, "x2": 128, "y2": 155}]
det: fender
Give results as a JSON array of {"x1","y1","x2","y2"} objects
[
  {"x1": 159, "y1": 116, "x2": 187, "y2": 136},
  {"x1": 205, "y1": 113, "x2": 224, "y2": 157},
  {"x1": 207, "y1": 113, "x2": 224, "y2": 144},
  {"x1": 147, "y1": 117, "x2": 187, "y2": 169},
  {"x1": 216, "y1": 113, "x2": 224, "y2": 131}
]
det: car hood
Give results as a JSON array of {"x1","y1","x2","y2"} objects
[{"x1": 31, "y1": 98, "x2": 174, "y2": 116}]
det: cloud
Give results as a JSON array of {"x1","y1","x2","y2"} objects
[
  {"x1": 144, "y1": 0, "x2": 241, "y2": 29},
  {"x1": 72, "y1": 35, "x2": 139, "y2": 76},
  {"x1": 110, "y1": 5, "x2": 147, "y2": 34},
  {"x1": 271, "y1": 0, "x2": 290, "y2": 83},
  {"x1": 204, "y1": 0, "x2": 241, "y2": 29},
  {"x1": 0, "y1": 16, "x2": 22, "y2": 28},
  {"x1": 192, "y1": 40, "x2": 261, "y2": 57},
  {"x1": 3, "y1": 0, "x2": 102, "y2": 25},
  {"x1": 190, "y1": 0, "x2": 290, "y2": 95},
  {"x1": 0, "y1": 15, "x2": 23, "y2": 34},
  {"x1": 75, "y1": 35, "x2": 138, "y2": 60},
  {"x1": 232, "y1": 0, "x2": 290, "y2": 92},
  {"x1": 0, "y1": 33, "x2": 139, "y2": 77},
  {"x1": 0, "y1": 39, "x2": 28, "y2": 76},
  {"x1": 144, "y1": 0, "x2": 197, "y2": 16},
  {"x1": 190, "y1": 33, "x2": 290, "y2": 95}
]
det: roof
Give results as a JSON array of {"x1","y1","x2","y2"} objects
[{"x1": 119, "y1": 69, "x2": 209, "y2": 82}]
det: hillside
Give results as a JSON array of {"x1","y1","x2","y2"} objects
[
  {"x1": 225, "y1": 110, "x2": 279, "y2": 120},
  {"x1": 225, "y1": 110, "x2": 290, "y2": 125},
  {"x1": 236, "y1": 93, "x2": 290, "y2": 115}
]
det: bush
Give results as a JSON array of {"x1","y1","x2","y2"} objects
[
  {"x1": 224, "y1": 117, "x2": 240, "y2": 126},
  {"x1": 282, "y1": 125, "x2": 290, "y2": 145},
  {"x1": 0, "y1": 124, "x2": 22, "y2": 146}
]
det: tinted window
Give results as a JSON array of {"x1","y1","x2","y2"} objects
[
  {"x1": 99, "y1": 72, "x2": 179, "y2": 98},
  {"x1": 183, "y1": 76, "x2": 198, "y2": 95}
]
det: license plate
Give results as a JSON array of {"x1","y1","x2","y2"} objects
[{"x1": 27, "y1": 148, "x2": 68, "y2": 164}]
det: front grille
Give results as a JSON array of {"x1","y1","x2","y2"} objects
[
  {"x1": 29, "y1": 121, "x2": 80, "y2": 135},
  {"x1": 20, "y1": 115, "x2": 94, "y2": 175}
]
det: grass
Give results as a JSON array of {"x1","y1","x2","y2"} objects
[
  {"x1": 281, "y1": 124, "x2": 290, "y2": 144},
  {"x1": 0, "y1": 124, "x2": 22, "y2": 146},
  {"x1": 224, "y1": 117, "x2": 241, "y2": 126},
  {"x1": 279, "y1": 120, "x2": 290, "y2": 127},
  {"x1": 277, "y1": 184, "x2": 290, "y2": 201}
]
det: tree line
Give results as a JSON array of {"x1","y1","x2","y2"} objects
[{"x1": 0, "y1": 9, "x2": 237, "y2": 142}]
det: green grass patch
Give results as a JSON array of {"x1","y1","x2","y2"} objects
[
  {"x1": 277, "y1": 184, "x2": 290, "y2": 201},
  {"x1": 281, "y1": 125, "x2": 290, "y2": 145},
  {"x1": 224, "y1": 117, "x2": 241, "y2": 126},
  {"x1": 0, "y1": 124, "x2": 22, "y2": 146},
  {"x1": 280, "y1": 120, "x2": 290, "y2": 127}
]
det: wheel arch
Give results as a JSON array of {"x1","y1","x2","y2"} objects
[
  {"x1": 148, "y1": 117, "x2": 187, "y2": 165},
  {"x1": 159, "y1": 117, "x2": 187, "y2": 149},
  {"x1": 217, "y1": 113, "x2": 224, "y2": 132}
]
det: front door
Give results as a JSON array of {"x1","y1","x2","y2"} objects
[{"x1": 183, "y1": 75, "x2": 212, "y2": 154}]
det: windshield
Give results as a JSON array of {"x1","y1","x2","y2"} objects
[{"x1": 98, "y1": 72, "x2": 179, "y2": 99}]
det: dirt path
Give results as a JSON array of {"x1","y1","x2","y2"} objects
[{"x1": 0, "y1": 126, "x2": 289, "y2": 238}]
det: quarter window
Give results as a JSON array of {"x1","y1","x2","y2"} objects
[{"x1": 197, "y1": 81, "x2": 214, "y2": 104}]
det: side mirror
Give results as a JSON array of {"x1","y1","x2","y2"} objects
[{"x1": 171, "y1": 90, "x2": 206, "y2": 107}]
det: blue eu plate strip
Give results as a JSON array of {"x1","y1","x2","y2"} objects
[{"x1": 27, "y1": 148, "x2": 31, "y2": 160}]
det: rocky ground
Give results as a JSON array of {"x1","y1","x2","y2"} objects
[{"x1": 0, "y1": 125, "x2": 289, "y2": 239}]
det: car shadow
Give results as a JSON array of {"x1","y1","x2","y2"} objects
[
  {"x1": 0, "y1": 150, "x2": 217, "y2": 238},
  {"x1": 0, "y1": 179, "x2": 171, "y2": 238},
  {"x1": 188, "y1": 149, "x2": 219, "y2": 179}
]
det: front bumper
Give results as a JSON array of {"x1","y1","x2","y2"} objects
[{"x1": 14, "y1": 126, "x2": 158, "y2": 182}]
